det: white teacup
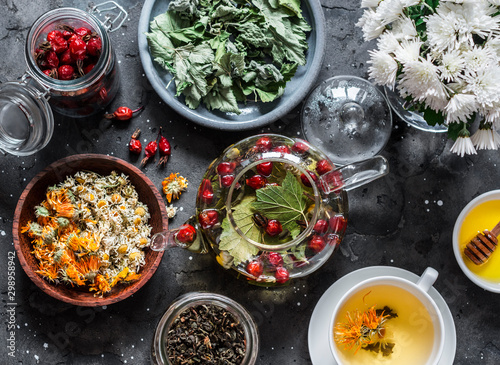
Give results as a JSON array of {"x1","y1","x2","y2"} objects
[{"x1": 329, "y1": 267, "x2": 445, "y2": 365}]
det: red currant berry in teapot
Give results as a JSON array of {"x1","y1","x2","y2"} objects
[
  {"x1": 265, "y1": 219, "x2": 283, "y2": 237},
  {"x1": 246, "y1": 175, "x2": 267, "y2": 190},
  {"x1": 292, "y1": 141, "x2": 309, "y2": 154},
  {"x1": 275, "y1": 266, "x2": 290, "y2": 284},
  {"x1": 329, "y1": 214, "x2": 347, "y2": 235},
  {"x1": 246, "y1": 260, "x2": 263, "y2": 278},
  {"x1": 256, "y1": 161, "x2": 273, "y2": 177},
  {"x1": 300, "y1": 171, "x2": 318, "y2": 187},
  {"x1": 198, "y1": 179, "x2": 214, "y2": 205},
  {"x1": 316, "y1": 159, "x2": 334, "y2": 175},
  {"x1": 268, "y1": 252, "x2": 284, "y2": 267},
  {"x1": 313, "y1": 219, "x2": 328, "y2": 234},
  {"x1": 176, "y1": 224, "x2": 197, "y2": 244},
  {"x1": 256, "y1": 136, "x2": 273, "y2": 152},
  {"x1": 272, "y1": 145, "x2": 291, "y2": 155},
  {"x1": 216, "y1": 162, "x2": 236, "y2": 175},
  {"x1": 308, "y1": 235, "x2": 326, "y2": 253},
  {"x1": 220, "y1": 174, "x2": 235, "y2": 188},
  {"x1": 198, "y1": 210, "x2": 219, "y2": 230}
]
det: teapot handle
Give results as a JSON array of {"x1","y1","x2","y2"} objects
[{"x1": 319, "y1": 155, "x2": 389, "y2": 193}]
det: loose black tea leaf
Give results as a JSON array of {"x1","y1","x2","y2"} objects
[
  {"x1": 166, "y1": 304, "x2": 246, "y2": 365},
  {"x1": 376, "y1": 306, "x2": 398, "y2": 319}
]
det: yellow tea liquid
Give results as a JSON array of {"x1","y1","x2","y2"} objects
[
  {"x1": 458, "y1": 199, "x2": 500, "y2": 281},
  {"x1": 334, "y1": 284, "x2": 436, "y2": 365}
]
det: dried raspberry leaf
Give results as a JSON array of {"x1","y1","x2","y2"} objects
[{"x1": 219, "y1": 195, "x2": 260, "y2": 265}]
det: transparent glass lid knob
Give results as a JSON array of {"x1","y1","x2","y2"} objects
[{"x1": 301, "y1": 75, "x2": 392, "y2": 165}]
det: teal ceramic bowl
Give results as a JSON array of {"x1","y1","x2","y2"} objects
[{"x1": 138, "y1": 0, "x2": 326, "y2": 130}]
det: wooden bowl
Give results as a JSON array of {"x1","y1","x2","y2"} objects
[{"x1": 13, "y1": 154, "x2": 168, "y2": 306}]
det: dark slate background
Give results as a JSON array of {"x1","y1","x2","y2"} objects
[{"x1": 1, "y1": 1, "x2": 499, "y2": 364}]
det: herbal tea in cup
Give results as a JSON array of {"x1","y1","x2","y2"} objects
[{"x1": 330, "y1": 267, "x2": 445, "y2": 365}]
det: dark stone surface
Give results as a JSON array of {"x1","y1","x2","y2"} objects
[{"x1": 1, "y1": 1, "x2": 499, "y2": 364}]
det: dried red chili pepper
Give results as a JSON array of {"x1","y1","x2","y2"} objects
[
  {"x1": 104, "y1": 105, "x2": 144, "y2": 121},
  {"x1": 158, "y1": 127, "x2": 171, "y2": 166},
  {"x1": 128, "y1": 129, "x2": 142, "y2": 154}
]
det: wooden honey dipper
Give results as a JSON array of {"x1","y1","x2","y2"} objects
[{"x1": 464, "y1": 220, "x2": 500, "y2": 265}]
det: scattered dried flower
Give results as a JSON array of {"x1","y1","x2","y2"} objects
[{"x1": 162, "y1": 173, "x2": 188, "y2": 203}]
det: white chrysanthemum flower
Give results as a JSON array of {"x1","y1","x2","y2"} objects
[
  {"x1": 486, "y1": 37, "x2": 500, "y2": 57},
  {"x1": 398, "y1": 56, "x2": 449, "y2": 110},
  {"x1": 445, "y1": 93, "x2": 478, "y2": 124},
  {"x1": 361, "y1": 0, "x2": 381, "y2": 8},
  {"x1": 426, "y1": 11, "x2": 461, "y2": 52},
  {"x1": 376, "y1": 0, "x2": 406, "y2": 26},
  {"x1": 391, "y1": 16, "x2": 418, "y2": 40},
  {"x1": 471, "y1": 127, "x2": 500, "y2": 150},
  {"x1": 439, "y1": 50, "x2": 465, "y2": 82},
  {"x1": 393, "y1": 39, "x2": 422, "y2": 64},
  {"x1": 462, "y1": 45, "x2": 497, "y2": 73},
  {"x1": 487, "y1": 0, "x2": 500, "y2": 5},
  {"x1": 464, "y1": 65, "x2": 500, "y2": 107},
  {"x1": 400, "y1": 0, "x2": 420, "y2": 5},
  {"x1": 450, "y1": 136, "x2": 477, "y2": 157},
  {"x1": 368, "y1": 49, "x2": 398, "y2": 88},
  {"x1": 356, "y1": 9, "x2": 385, "y2": 41},
  {"x1": 377, "y1": 32, "x2": 401, "y2": 53}
]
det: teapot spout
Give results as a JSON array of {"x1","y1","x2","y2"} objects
[
  {"x1": 150, "y1": 217, "x2": 209, "y2": 254},
  {"x1": 320, "y1": 155, "x2": 389, "y2": 194}
]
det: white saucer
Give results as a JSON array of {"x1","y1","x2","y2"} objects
[{"x1": 308, "y1": 266, "x2": 457, "y2": 365}]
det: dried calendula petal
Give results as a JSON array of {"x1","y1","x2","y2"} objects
[{"x1": 162, "y1": 173, "x2": 188, "y2": 203}]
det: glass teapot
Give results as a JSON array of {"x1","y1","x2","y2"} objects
[{"x1": 151, "y1": 134, "x2": 388, "y2": 286}]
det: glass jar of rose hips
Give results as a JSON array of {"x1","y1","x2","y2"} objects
[{"x1": 0, "y1": 2, "x2": 126, "y2": 156}]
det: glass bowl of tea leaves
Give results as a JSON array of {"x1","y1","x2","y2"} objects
[{"x1": 151, "y1": 292, "x2": 259, "y2": 365}]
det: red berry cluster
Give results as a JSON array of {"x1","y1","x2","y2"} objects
[
  {"x1": 246, "y1": 252, "x2": 290, "y2": 284},
  {"x1": 34, "y1": 25, "x2": 102, "y2": 80}
]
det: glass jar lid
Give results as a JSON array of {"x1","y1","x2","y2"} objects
[{"x1": 0, "y1": 80, "x2": 54, "y2": 156}]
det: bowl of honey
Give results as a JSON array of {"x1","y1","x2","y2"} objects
[{"x1": 452, "y1": 190, "x2": 500, "y2": 293}]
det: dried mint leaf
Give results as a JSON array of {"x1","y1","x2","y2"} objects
[
  {"x1": 219, "y1": 195, "x2": 260, "y2": 265},
  {"x1": 252, "y1": 171, "x2": 307, "y2": 238},
  {"x1": 145, "y1": 0, "x2": 309, "y2": 113}
]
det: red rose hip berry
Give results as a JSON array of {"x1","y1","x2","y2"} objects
[
  {"x1": 69, "y1": 37, "x2": 87, "y2": 60},
  {"x1": 275, "y1": 266, "x2": 290, "y2": 284},
  {"x1": 300, "y1": 171, "x2": 318, "y2": 187},
  {"x1": 308, "y1": 235, "x2": 326, "y2": 253},
  {"x1": 220, "y1": 174, "x2": 235, "y2": 188},
  {"x1": 265, "y1": 219, "x2": 283, "y2": 237},
  {"x1": 316, "y1": 159, "x2": 333, "y2": 175},
  {"x1": 292, "y1": 141, "x2": 309, "y2": 154},
  {"x1": 313, "y1": 219, "x2": 328, "y2": 234},
  {"x1": 176, "y1": 224, "x2": 197, "y2": 244},
  {"x1": 246, "y1": 260, "x2": 263, "y2": 278},
  {"x1": 58, "y1": 65, "x2": 75, "y2": 80},
  {"x1": 246, "y1": 175, "x2": 267, "y2": 190},
  {"x1": 216, "y1": 162, "x2": 236, "y2": 175},
  {"x1": 268, "y1": 252, "x2": 284, "y2": 267},
  {"x1": 256, "y1": 136, "x2": 272, "y2": 152},
  {"x1": 198, "y1": 210, "x2": 219, "y2": 230},
  {"x1": 256, "y1": 161, "x2": 273, "y2": 177},
  {"x1": 87, "y1": 37, "x2": 102, "y2": 56}
]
